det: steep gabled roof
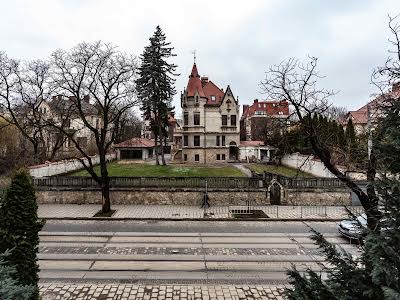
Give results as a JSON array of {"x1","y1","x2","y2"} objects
[
  {"x1": 203, "y1": 80, "x2": 224, "y2": 106},
  {"x1": 186, "y1": 64, "x2": 205, "y2": 97},
  {"x1": 220, "y1": 85, "x2": 236, "y2": 105}
]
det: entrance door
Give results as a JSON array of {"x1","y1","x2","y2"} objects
[
  {"x1": 270, "y1": 183, "x2": 281, "y2": 205},
  {"x1": 229, "y1": 142, "x2": 238, "y2": 161}
]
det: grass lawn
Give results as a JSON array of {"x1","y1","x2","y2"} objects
[
  {"x1": 71, "y1": 162, "x2": 246, "y2": 177},
  {"x1": 245, "y1": 163, "x2": 314, "y2": 178}
]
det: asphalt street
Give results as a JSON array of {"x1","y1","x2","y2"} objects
[
  {"x1": 39, "y1": 220, "x2": 359, "y2": 285},
  {"x1": 43, "y1": 220, "x2": 341, "y2": 234}
]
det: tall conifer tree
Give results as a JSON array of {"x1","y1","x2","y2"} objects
[{"x1": 136, "y1": 26, "x2": 178, "y2": 165}]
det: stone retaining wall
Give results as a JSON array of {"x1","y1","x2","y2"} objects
[
  {"x1": 35, "y1": 187, "x2": 351, "y2": 206},
  {"x1": 285, "y1": 188, "x2": 351, "y2": 206}
]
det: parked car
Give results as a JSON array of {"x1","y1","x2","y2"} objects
[{"x1": 338, "y1": 213, "x2": 367, "y2": 240}]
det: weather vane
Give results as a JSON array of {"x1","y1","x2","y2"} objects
[{"x1": 191, "y1": 49, "x2": 197, "y2": 63}]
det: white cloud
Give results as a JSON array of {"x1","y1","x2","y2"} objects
[{"x1": 0, "y1": 0, "x2": 398, "y2": 113}]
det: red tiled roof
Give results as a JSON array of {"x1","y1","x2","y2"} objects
[
  {"x1": 241, "y1": 100, "x2": 289, "y2": 119},
  {"x1": 240, "y1": 140, "x2": 265, "y2": 147},
  {"x1": 168, "y1": 114, "x2": 176, "y2": 124},
  {"x1": 114, "y1": 138, "x2": 155, "y2": 148},
  {"x1": 203, "y1": 80, "x2": 224, "y2": 106},
  {"x1": 348, "y1": 110, "x2": 368, "y2": 124},
  {"x1": 346, "y1": 87, "x2": 400, "y2": 125},
  {"x1": 186, "y1": 64, "x2": 205, "y2": 97}
]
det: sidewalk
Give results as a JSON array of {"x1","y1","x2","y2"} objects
[
  {"x1": 38, "y1": 204, "x2": 364, "y2": 220},
  {"x1": 40, "y1": 284, "x2": 286, "y2": 300}
]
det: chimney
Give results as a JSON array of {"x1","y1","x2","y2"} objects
[
  {"x1": 243, "y1": 104, "x2": 249, "y2": 114},
  {"x1": 83, "y1": 95, "x2": 90, "y2": 103},
  {"x1": 201, "y1": 76, "x2": 208, "y2": 87},
  {"x1": 392, "y1": 82, "x2": 400, "y2": 93},
  {"x1": 253, "y1": 99, "x2": 258, "y2": 104}
]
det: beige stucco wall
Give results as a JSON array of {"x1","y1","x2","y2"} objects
[{"x1": 178, "y1": 86, "x2": 240, "y2": 163}]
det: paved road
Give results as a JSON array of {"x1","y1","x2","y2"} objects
[
  {"x1": 43, "y1": 220, "x2": 341, "y2": 233},
  {"x1": 39, "y1": 220, "x2": 358, "y2": 286}
]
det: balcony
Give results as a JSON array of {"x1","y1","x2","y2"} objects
[
  {"x1": 182, "y1": 126, "x2": 206, "y2": 132},
  {"x1": 221, "y1": 126, "x2": 237, "y2": 132}
]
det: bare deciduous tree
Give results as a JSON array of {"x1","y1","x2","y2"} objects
[
  {"x1": 260, "y1": 57, "x2": 381, "y2": 229},
  {"x1": 0, "y1": 54, "x2": 53, "y2": 163},
  {"x1": 49, "y1": 41, "x2": 138, "y2": 213}
]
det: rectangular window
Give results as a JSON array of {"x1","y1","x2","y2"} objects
[
  {"x1": 184, "y1": 113, "x2": 189, "y2": 125},
  {"x1": 184, "y1": 154, "x2": 187, "y2": 161},
  {"x1": 194, "y1": 135, "x2": 200, "y2": 147},
  {"x1": 183, "y1": 135, "x2": 188, "y2": 146},
  {"x1": 195, "y1": 154, "x2": 199, "y2": 162},
  {"x1": 222, "y1": 136, "x2": 226, "y2": 146},
  {"x1": 222, "y1": 115, "x2": 227, "y2": 126},
  {"x1": 216, "y1": 136, "x2": 220, "y2": 146},
  {"x1": 230, "y1": 115, "x2": 236, "y2": 126},
  {"x1": 194, "y1": 113, "x2": 200, "y2": 125},
  {"x1": 222, "y1": 154, "x2": 226, "y2": 160},
  {"x1": 216, "y1": 154, "x2": 220, "y2": 160}
]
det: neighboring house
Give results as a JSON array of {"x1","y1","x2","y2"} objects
[
  {"x1": 240, "y1": 99, "x2": 289, "y2": 141},
  {"x1": 37, "y1": 95, "x2": 102, "y2": 158},
  {"x1": 114, "y1": 138, "x2": 155, "y2": 160},
  {"x1": 344, "y1": 82, "x2": 400, "y2": 135},
  {"x1": 141, "y1": 113, "x2": 182, "y2": 153},
  {"x1": 239, "y1": 141, "x2": 276, "y2": 163},
  {"x1": 172, "y1": 63, "x2": 240, "y2": 163}
]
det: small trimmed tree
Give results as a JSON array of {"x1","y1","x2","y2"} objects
[
  {"x1": 0, "y1": 169, "x2": 43, "y2": 300},
  {"x1": 0, "y1": 249, "x2": 34, "y2": 300}
]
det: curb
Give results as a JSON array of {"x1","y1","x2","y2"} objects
[{"x1": 40, "y1": 217, "x2": 341, "y2": 222}]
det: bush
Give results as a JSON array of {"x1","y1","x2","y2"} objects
[
  {"x1": 0, "y1": 249, "x2": 34, "y2": 300},
  {"x1": 0, "y1": 169, "x2": 43, "y2": 300}
]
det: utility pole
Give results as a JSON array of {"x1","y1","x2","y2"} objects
[{"x1": 367, "y1": 104, "x2": 372, "y2": 159}]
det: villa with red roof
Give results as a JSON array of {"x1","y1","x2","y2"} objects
[
  {"x1": 240, "y1": 99, "x2": 289, "y2": 141},
  {"x1": 344, "y1": 82, "x2": 400, "y2": 135},
  {"x1": 172, "y1": 63, "x2": 240, "y2": 163}
]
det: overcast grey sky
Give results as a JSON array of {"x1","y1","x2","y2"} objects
[{"x1": 0, "y1": 0, "x2": 398, "y2": 114}]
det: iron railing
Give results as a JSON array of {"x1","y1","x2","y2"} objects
[
  {"x1": 33, "y1": 176, "x2": 262, "y2": 189},
  {"x1": 258, "y1": 205, "x2": 364, "y2": 218},
  {"x1": 254, "y1": 171, "x2": 362, "y2": 189}
]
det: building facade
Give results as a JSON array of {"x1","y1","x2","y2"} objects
[
  {"x1": 344, "y1": 82, "x2": 400, "y2": 135},
  {"x1": 37, "y1": 95, "x2": 102, "y2": 158},
  {"x1": 172, "y1": 63, "x2": 240, "y2": 164},
  {"x1": 240, "y1": 99, "x2": 289, "y2": 141}
]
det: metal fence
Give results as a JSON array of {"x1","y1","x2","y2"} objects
[
  {"x1": 255, "y1": 172, "x2": 361, "y2": 189},
  {"x1": 259, "y1": 205, "x2": 364, "y2": 218},
  {"x1": 33, "y1": 176, "x2": 262, "y2": 189}
]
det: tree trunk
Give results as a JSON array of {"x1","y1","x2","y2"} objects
[
  {"x1": 99, "y1": 152, "x2": 111, "y2": 213},
  {"x1": 365, "y1": 150, "x2": 380, "y2": 230},
  {"x1": 154, "y1": 133, "x2": 159, "y2": 165},
  {"x1": 309, "y1": 135, "x2": 380, "y2": 230},
  {"x1": 160, "y1": 135, "x2": 166, "y2": 166},
  {"x1": 158, "y1": 122, "x2": 166, "y2": 165},
  {"x1": 101, "y1": 178, "x2": 111, "y2": 213}
]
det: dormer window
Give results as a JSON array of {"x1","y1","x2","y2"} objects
[{"x1": 211, "y1": 95, "x2": 216, "y2": 101}]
